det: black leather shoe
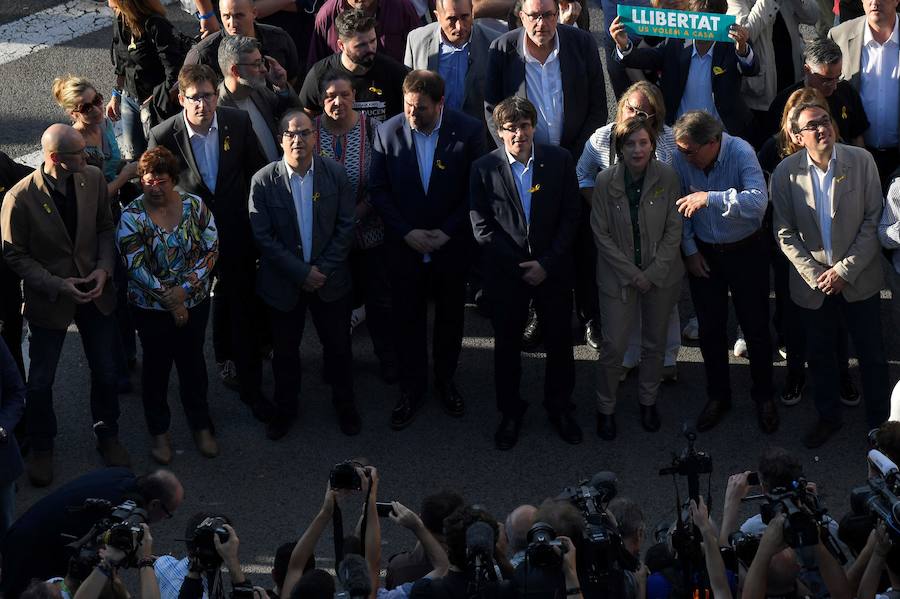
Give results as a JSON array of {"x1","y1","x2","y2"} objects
[
  {"x1": 596, "y1": 413, "x2": 616, "y2": 440},
  {"x1": 840, "y1": 377, "x2": 861, "y2": 407},
  {"x1": 522, "y1": 305, "x2": 542, "y2": 351},
  {"x1": 696, "y1": 399, "x2": 731, "y2": 432},
  {"x1": 550, "y1": 412, "x2": 583, "y2": 445},
  {"x1": 337, "y1": 404, "x2": 362, "y2": 436},
  {"x1": 436, "y1": 381, "x2": 465, "y2": 417},
  {"x1": 757, "y1": 399, "x2": 779, "y2": 434},
  {"x1": 495, "y1": 416, "x2": 521, "y2": 450},
  {"x1": 266, "y1": 418, "x2": 293, "y2": 441},
  {"x1": 380, "y1": 359, "x2": 400, "y2": 385},
  {"x1": 803, "y1": 419, "x2": 843, "y2": 449},
  {"x1": 780, "y1": 376, "x2": 804, "y2": 406},
  {"x1": 391, "y1": 392, "x2": 422, "y2": 430},
  {"x1": 585, "y1": 320, "x2": 601, "y2": 352},
  {"x1": 640, "y1": 404, "x2": 661, "y2": 432}
]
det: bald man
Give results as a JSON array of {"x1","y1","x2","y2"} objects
[{"x1": 0, "y1": 124, "x2": 128, "y2": 487}]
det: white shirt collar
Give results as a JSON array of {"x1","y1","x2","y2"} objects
[
  {"x1": 284, "y1": 156, "x2": 315, "y2": 179},
  {"x1": 183, "y1": 110, "x2": 219, "y2": 139},
  {"x1": 805, "y1": 147, "x2": 836, "y2": 174},
  {"x1": 411, "y1": 109, "x2": 444, "y2": 136},
  {"x1": 864, "y1": 14, "x2": 900, "y2": 47},
  {"x1": 522, "y1": 31, "x2": 560, "y2": 64},
  {"x1": 506, "y1": 145, "x2": 535, "y2": 168}
]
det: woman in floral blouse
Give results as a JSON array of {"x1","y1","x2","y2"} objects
[{"x1": 116, "y1": 146, "x2": 218, "y2": 465}]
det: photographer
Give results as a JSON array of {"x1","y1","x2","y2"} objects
[
  {"x1": 607, "y1": 498, "x2": 648, "y2": 599},
  {"x1": 74, "y1": 523, "x2": 159, "y2": 599},
  {"x1": 505, "y1": 505, "x2": 538, "y2": 568},
  {"x1": 857, "y1": 521, "x2": 900, "y2": 599},
  {"x1": 281, "y1": 465, "x2": 381, "y2": 599},
  {"x1": 742, "y1": 514, "x2": 851, "y2": 599},
  {"x1": 689, "y1": 498, "x2": 730, "y2": 599},
  {"x1": 386, "y1": 491, "x2": 462, "y2": 588}
]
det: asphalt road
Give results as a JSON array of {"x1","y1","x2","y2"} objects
[{"x1": 2, "y1": 0, "x2": 900, "y2": 585}]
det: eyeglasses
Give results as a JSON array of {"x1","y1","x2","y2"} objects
[
  {"x1": 797, "y1": 118, "x2": 832, "y2": 134},
  {"x1": 521, "y1": 10, "x2": 557, "y2": 20},
  {"x1": 282, "y1": 129, "x2": 314, "y2": 140},
  {"x1": 237, "y1": 59, "x2": 267, "y2": 69},
  {"x1": 676, "y1": 141, "x2": 709, "y2": 156},
  {"x1": 183, "y1": 92, "x2": 217, "y2": 105},
  {"x1": 73, "y1": 93, "x2": 104, "y2": 114},
  {"x1": 625, "y1": 103, "x2": 655, "y2": 121},
  {"x1": 500, "y1": 122, "x2": 534, "y2": 134},
  {"x1": 809, "y1": 71, "x2": 841, "y2": 86}
]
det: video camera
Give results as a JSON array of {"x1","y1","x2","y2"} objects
[
  {"x1": 65, "y1": 499, "x2": 148, "y2": 579},
  {"x1": 851, "y1": 450, "x2": 900, "y2": 542}
]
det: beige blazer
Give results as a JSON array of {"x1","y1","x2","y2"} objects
[
  {"x1": 770, "y1": 143, "x2": 884, "y2": 310},
  {"x1": 590, "y1": 159, "x2": 684, "y2": 300},
  {"x1": 1, "y1": 165, "x2": 116, "y2": 330}
]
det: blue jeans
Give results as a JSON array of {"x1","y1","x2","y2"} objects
[
  {"x1": 120, "y1": 92, "x2": 147, "y2": 160},
  {"x1": 26, "y1": 303, "x2": 120, "y2": 450},
  {"x1": 0, "y1": 481, "x2": 13, "y2": 542}
]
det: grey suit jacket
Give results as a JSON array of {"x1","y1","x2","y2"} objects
[
  {"x1": 770, "y1": 143, "x2": 884, "y2": 309},
  {"x1": 248, "y1": 155, "x2": 355, "y2": 310},
  {"x1": 217, "y1": 82, "x2": 301, "y2": 155},
  {"x1": 829, "y1": 16, "x2": 900, "y2": 144},
  {"x1": 403, "y1": 20, "x2": 505, "y2": 125}
]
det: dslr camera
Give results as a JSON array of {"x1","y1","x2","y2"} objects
[
  {"x1": 190, "y1": 516, "x2": 230, "y2": 571},
  {"x1": 757, "y1": 481, "x2": 822, "y2": 548},
  {"x1": 525, "y1": 522, "x2": 569, "y2": 569},
  {"x1": 65, "y1": 499, "x2": 148, "y2": 578},
  {"x1": 330, "y1": 461, "x2": 365, "y2": 491}
]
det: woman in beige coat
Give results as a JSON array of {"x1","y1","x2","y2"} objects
[{"x1": 591, "y1": 118, "x2": 684, "y2": 440}]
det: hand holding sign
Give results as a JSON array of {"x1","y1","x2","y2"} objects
[
  {"x1": 727, "y1": 23, "x2": 750, "y2": 56},
  {"x1": 616, "y1": 5, "x2": 737, "y2": 43},
  {"x1": 609, "y1": 16, "x2": 631, "y2": 51}
]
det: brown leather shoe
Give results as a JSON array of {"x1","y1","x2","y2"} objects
[
  {"x1": 696, "y1": 400, "x2": 731, "y2": 432},
  {"x1": 193, "y1": 429, "x2": 219, "y2": 458},
  {"x1": 150, "y1": 434, "x2": 173, "y2": 465},
  {"x1": 27, "y1": 449, "x2": 53, "y2": 487},
  {"x1": 97, "y1": 436, "x2": 131, "y2": 467},
  {"x1": 756, "y1": 399, "x2": 779, "y2": 434}
]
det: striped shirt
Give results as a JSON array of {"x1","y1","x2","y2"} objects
[
  {"x1": 673, "y1": 133, "x2": 768, "y2": 256},
  {"x1": 576, "y1": 123, "x2": 676, "y2": 188}
]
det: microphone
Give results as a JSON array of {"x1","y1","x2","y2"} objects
[
  {"x1": 337, "y1": 554, "x2": 372, "y2": 598},
  {"x1": 869, "y1": 449, "x2": 900, "y2": 482},
  {"x1": 589, "y1": 471, "x2": 619, "y2": 501}
]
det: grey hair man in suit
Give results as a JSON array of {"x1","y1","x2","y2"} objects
[
  {"x1": 771, "y1": 102, "x2": 890, "y2": 448},
  {"x1": 404, "y1": 0, "x2": 504, "y2": 131},
  {"x1": 249, "y1": 110, "x2": 360, "y2": 438},
  {"x1": 217, "y1": 34, "x2": 301, "y2": 163}
]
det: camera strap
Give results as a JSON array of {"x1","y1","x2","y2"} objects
[{"x1": 332, "y1": 479, "x2": 374, "y2": 564}]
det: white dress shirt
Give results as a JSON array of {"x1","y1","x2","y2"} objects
[
  {"x1": 807, "y1": 149, "x2": 836, "y2": 266},
  {"x1": 184, "y1": 110, "x2": 220, "y2": 193},
  {"x1": 284, "y1": 157, "x2": 315, "y2": 263},
  {"x1": 522, "y1": 34, "x2": 564, "y2": 146},
  {"x1": 861, "y1": 16, "x2": 900, "y2": 149}
]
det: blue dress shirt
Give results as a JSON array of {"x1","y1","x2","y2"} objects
[
  {"x1": 675, "y1": 41, "x2": 755, "y2": 121},
  {"x1": 285, "y1": 157, "x2": 315, "y2": 263},
  {"x1": 807, "y1": 150, "x2": 836, "y2": 266},
  {"x1": 508, "y1": 148, "x2": 536, "y2": 225},
  {"x1": 438, "y1": 36, "x2": 469, "y2": 112},
  {"x1": 674, "y1": 133, "x2": 768, "y2": 256},
  {"x1": 411, "y1": 111, "x2": 443, "y2": 192}
]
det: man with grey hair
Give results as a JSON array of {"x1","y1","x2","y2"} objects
[
  {"x1": 505, "y1": 504, "x2": 537, "y2": 567},
  {"x1": 217, "y1": 34, "x2": 301, "y2": 163},
  {"x1": 672, "y1": 110, "x2": 777, "y2": 436},
  {"x1": 766, "y1": 37, "x2": 868, "y2": 145}
]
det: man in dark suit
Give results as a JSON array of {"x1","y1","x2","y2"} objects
[
  {"x1": 0, "y1": 152, "x2": 30, "y2": 379},
  {"x1": 370, "y1": 70, "x2": 486, "y2": 429},
  {"x1": 0, "y1": 337, "x2": 24, "y2": 540},
  {"x1": 610, "y1": 0, "x2": 758, "y2": 140},
  {"x1": 148, "y1": 65, "x2": 269, "y2": 423},
  {"x1": 470, "y1": 96, "x2": 581, "y2": 450},
  {"x1": 483, "y1": 0, "x2": 606, "y2": 348},
  {"x1": 248, "y1": 110, "x2": 360, "y2": 438}
]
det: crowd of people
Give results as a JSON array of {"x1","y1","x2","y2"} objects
[{"x1": 2, "y1": 0, "x2": 900, "y2": 587}]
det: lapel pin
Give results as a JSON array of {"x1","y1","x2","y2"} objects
[
  {"x1": 368, "y1": 86, "x2": 383, "y2": 95},
  {"x1": 528, "y1": 183, "x2": 541, "y2": 193},
  {"x1": 0, "y1": 186, "x2": 5, "y2": 193},
  {"x1": 312, "y1": 192, "x2": 320, "y2": 203},
  {"x1": 435, "y1": 159, "x2": 446, "y2": 170},
  {"x1": 841, "y1": 106, "x2": 848, "y2": 120},
  {"x1": 41, "y1": 202, "x2": 52, "y2": 214},
  {"x1": 713, "y1": 66, "x2": 726, "y2": 76},
  {"x1": 835, "y1": 174, "x2": 847, "y2": 184},
  {"x1": 223, "y1": 136, "x2": 231, "y2": 152},
  {"x1": 654, "y1": 187, "x2": 663, "y2": 196}
]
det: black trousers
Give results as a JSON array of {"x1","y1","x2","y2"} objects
[
  {"x1": 688, "y1": 234, "x2": 774, "y2": 404},
  {"x1": 133, "y1": 300, "x2": 212, "y2": 435},
  {"x1": 490, "y1": 278, "x2": 575, "y2": 418},
  {"x1": 574, "y1": 206, "x2": 600, "y2": 327},
  {"x1": 269, "y1": 291, "x2": 355, "y2": 418},
  {"x1": 349, "y1": 245, "x2": 395, "y2": 365},
  {"x1": 389, "y1": 260, "x2": 466, "y2": 397},
  {"x1": 799, "y1": 293, "x2": 889, "y2": 427}
]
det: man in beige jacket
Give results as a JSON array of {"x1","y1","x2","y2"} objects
[
  {"x1": 771, "y1": 102, "x2": 889, "y2": 449},
  {"x1": 0, "y1": 124, "x2": 128, "y2": 486}
]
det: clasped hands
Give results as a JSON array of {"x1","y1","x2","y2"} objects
[
  {"x1": 816, "y1": 268, "x2": 846, "y2": 296},
  {"x1": 160, "y1": 286, "x2": 189, "y2": 327},
  {"x1": 404, "y1": 229, "x2": 450, "y2": 255},
  {"x1": 59, "y1": 269, "x2": 108, "y2": 304}
]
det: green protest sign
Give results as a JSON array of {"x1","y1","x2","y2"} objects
[{"x1": 616, "y1": 5, "x2": 736, "y2": 43}]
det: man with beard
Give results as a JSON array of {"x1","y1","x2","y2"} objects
[
  {"x1": 217, "y1": 35, "x2": 301, "y2": 162},
  {"x1": 299, "y1": 9, "x2": 409, "y2": 125}
]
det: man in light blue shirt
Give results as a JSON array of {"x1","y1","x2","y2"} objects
[{"x1": 671, "y1": 110, "x2": 778, "y2": 436}]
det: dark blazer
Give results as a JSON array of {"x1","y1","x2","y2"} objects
[
  {"x1": 248, "y1": 156, "x2": 355, "y2": 311},
  {"x1": 369, "y1": 108, "x2": 487, "y2": 273},
  {"x1": 217, "y1": 82, "x2": 302, "y2": 155},
  {"x1": 469, "y1": 144, "x2": 579, "y2": 286},
  {"x1": 618, "y1": 39, "x2": 760, "y2": 139},
  {"x1": 148, "y1": 107, "x2": 267, "y2": 267},
  {"x1": 0, "y1": 337, "x2": 24, "y2": 488},
  {"x1": 483, "y1": 25, "x2": 608, "y2": 157}
]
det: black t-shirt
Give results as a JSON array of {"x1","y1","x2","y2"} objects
[
  {"x1": 298, "y1": 53, "x2": 409, "y2": 124},
  {"x1": 767, "y1": 80, "x2": 870, "y2": 143},
  {"x1": 186, "y1": 23, "x2": 301, "y2": 86}
]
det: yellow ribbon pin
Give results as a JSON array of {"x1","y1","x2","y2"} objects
[
  {"x1": 654, "y1": 187, "x2": 664, "y2": 197},
  {"x1": 312, "y1": 192, "x2": 320, "y2": 202},
  {"x1": 835, "y1": 175, "x2": 846, "y2": 184},
  {"x1": 528, "y1": 183, "x2": 541, "y2": 193},
  {"x1": 435, "y1": 159, "x2": 446, "y2": 170},
  {"x1": 842, "y1": 106, "x2": 848, "y2": 120},
  {"x1": 223, "y1": 136, "x2": 231, "y2": 152},
  {"x1": 41, "y1": 202, "x2": 52, "y2": 214},
  {"x1": 712, "y1": 66, "x2": 725, "y2": 76},
  {"x1": 368, "y1": 86, "x2": 383, "y2": 95}
]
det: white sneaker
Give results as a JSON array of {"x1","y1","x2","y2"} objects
[
  {"x1": 682, "y1": 317, "x2": 699, "y2": 340},
  {"x1": 350, "y1": 306, "x2": 366, "y2": 332},
  {"x1": 733, "y1": 337, "x2": 748, "y2": 358}
]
